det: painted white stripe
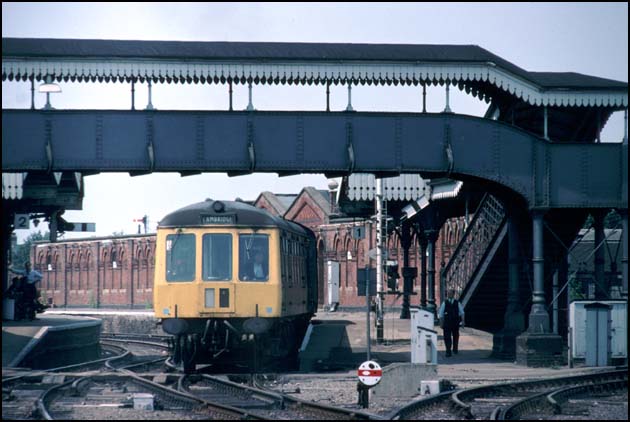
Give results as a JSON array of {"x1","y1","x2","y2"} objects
[
  {"x1": 299, "y1": 323, "x2": 314, "y2": 352},
  {"x1": 9, "y1": 327, "x2": 48, "y2": 368}
]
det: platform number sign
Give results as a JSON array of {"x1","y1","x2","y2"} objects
[
  {"x1": 357, "y1": 360, "x2": 382, "y2": 387},
  {"x1": 352, "y1": 226, "x2": 365, "y2": 240},
  {"x1": 14, "y1": 214, "x2": 30, "y2": 230}
]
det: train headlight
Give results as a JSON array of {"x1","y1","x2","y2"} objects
[{"x1": 212, "y1": 201, "x2": 225, "y2": 213}]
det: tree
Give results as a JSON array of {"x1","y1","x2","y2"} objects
[
  {"x1": 604, "y1": 209, "x2": 621, "y2": 229},
  {"x1": 582, "y1": 210, "x2": 622, "y2": 230},
  {"x1": 11, "y1": 231, "x2": 49, "y2": 267}
]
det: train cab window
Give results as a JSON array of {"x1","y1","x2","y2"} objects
[
  {"x1": 202, "y1": 233, "x2": 232, "y2": 281},
  {"x1": 166, "y1": 233, "x2": 195, "y2": 282},
  {"x1": 239, "y1": 234, "x2": 269, "y2": 282}
]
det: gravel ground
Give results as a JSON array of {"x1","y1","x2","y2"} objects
[
  {"x1": 261, "y1": 374, "x2": 628, "y2": 420},
  {"x1": 545, "y1": 390, "x2": 628, "y2": 420},
  {"x1": 260, "y1": 373, "x2": 417, "y2": 416}
]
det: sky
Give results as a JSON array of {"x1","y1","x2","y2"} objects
[{"x1": 3, "y1": 2, "x2": 628, "y2": 242}]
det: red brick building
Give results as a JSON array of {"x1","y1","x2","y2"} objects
[
  {"x1": 32, "y1": 234, "x2": 155, "y2": 308},
  {"x1": 255, "y1": 186, "x2": 465, "y2": 309},
  {"x1": 31, "y1": 186, "x2": 464, "y2": 309}
]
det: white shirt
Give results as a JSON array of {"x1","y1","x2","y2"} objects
[
  {"x1": 438, "y1": 298, "x2": 465, "y2": 320},
  {"x1": 11, "y1": 268, "x2": 43, "y2": 284},
  {"x1": 253, "y1": 263, "x2": 264, "y2": 278}
]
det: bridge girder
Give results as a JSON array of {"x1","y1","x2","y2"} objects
[{"x1": 2, "y1": 109, "x2": 627, "y2": 210}]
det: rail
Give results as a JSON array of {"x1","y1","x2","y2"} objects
[
  {"x1": 180, "y1": 373, "x2": 385, "y2": 420},
  {"x1": 499, "y1": 378, "x2": 628, "y2": 420},
  {"x1": 389, "y1": 368, "x2": 627, "y2": 420}
]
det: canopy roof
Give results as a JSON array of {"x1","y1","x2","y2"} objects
[{"x1": 3, "y1": 38, "x2": 627, "y2": 108}]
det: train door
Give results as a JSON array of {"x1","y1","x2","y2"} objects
[{"x1": 200, "y1": 233, "x2": 235, "y2": 313}]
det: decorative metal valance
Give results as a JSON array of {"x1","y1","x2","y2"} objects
[{"x1": 3, "y1": 38, "x2": 627, "y2": 108}]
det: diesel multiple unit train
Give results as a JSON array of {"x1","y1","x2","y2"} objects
[{"x1": 154, "y1": 199, "x2": 318, "y2": 372}]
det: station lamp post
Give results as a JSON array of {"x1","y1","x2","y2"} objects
[{"x1": 39, "y1": 75, "x2": 61, "y2": 110}]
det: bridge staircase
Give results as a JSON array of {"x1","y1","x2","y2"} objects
[{"x1": 442, "y1": 194, "x2": 587, "y2": 334}]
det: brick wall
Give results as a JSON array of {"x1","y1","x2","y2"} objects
[
  {"x1": 314, "y1": 219, "x2": 464, "y2": 309},
  {"x1": 31, "y1": 235, "x2": 155, "y2": 309}
]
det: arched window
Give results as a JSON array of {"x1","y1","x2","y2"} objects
[
  {"x1": 316, "y1": 237, "x2": 326, "y2": 306},
  {"x1": 52, "y1": 252, "x2": 59, "y2": 291},
  {"x1": 102, "y1": 250, "x2": 109, "y2": 290},
  {"x1": 36, "y1": 250, "x2": 45, "y2": 271},
  {"x1": 68, "y1": 251, "x2": 75, "y2": 291},
  {"x1": 84, "y1": 251, "x2": 91, "y2": 291},
  {"x1": 119, "y1": 250, "x2": 125, "y2": 289},
  {"x1": 145, "y1": 246, "x2": 153, "y2": 288},
  {"x1": 344, "y1": 237, "x2": 352, "y2": 261},
  {"x1": 142, "y1": 246, "x2": 149, "y2": 269},
  {"x1": 77, "y1": 251, "x2": 83, "y2": 290},
  {"x1": 36, "y1": 251, "x2": 47, "y2": 290},
  {"x1": 317, "y1": 237, "x2": 326, "y2": 254},
  {"x1": 111, "y1": 247, "x2": 118, "y2": 268},
  {"x1": 150, "y1": 244, "x2": 156, "y2": 265}
]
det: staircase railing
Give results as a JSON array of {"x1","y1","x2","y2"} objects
[{"x1": 442, "y1": 194, "x2": 506, "y2": 302}]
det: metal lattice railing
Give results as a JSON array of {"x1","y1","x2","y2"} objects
[{"x1": 442, "y1": 194, "x2": 506, "y2": 300}]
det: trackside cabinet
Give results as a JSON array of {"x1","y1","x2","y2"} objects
[
  {"x1": 584, "y1": 302, "x2": 611, "y2": 367},
  {"x1": 411, "y1": 307, "x2": 438, "y2": 364},
  {"x1": 569, "y1": 300, "x2": 626, "y2": 363}
]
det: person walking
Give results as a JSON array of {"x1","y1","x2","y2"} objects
[{"x1": 438, "y1": 289, "x2": 465, "y2": 357}]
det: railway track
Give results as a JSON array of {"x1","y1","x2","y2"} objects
[
  {"x1": 4, "y1": 340, "x2": 267, "y2": 420},
  {"x1": 38, "y1": 372, "x2": 267, "y2": 420},
  {"x1": 6, "y1": 333, "x2": 379, "y2": 420},
  {"x1": 100, "y1": 333, "x2": 171, "y2": 352},
  {"x1": 498, "y1": 378, "x2": 628, "y2": 420},
  {"x1": 389, "y1": 367, "x2": 628, "y2": 420},
  {"x1": 180, "y1": 373, "x2": 385, "y2": 420},
  {"x1": 6, "y1": 330, "x2": 626, "y2": 420},
  {"x1": 2, "y1": 343, "x2": 130, "y2": 420},
  {"x1": 99, "y1": 333, "x2": 171, "y2": 372}
]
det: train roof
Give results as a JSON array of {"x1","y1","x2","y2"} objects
[{"x1": 158, "y1": 199, "x2": 311, "y2": 236}]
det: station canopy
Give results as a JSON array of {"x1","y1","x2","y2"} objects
[{"x1": 3, "y1": 38, "x2": 628, "y2": 142}]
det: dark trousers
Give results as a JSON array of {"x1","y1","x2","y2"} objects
[{"x1": 443, "y1": 325, "x2": 459, "y2": 353}]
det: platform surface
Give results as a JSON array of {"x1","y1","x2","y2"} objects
[
  {"x1": 307, "y1": 309, "x2": 616, "y2": 384},
  {"x1": 33, "y1": 307, "x2": 619, "y2": 382},
  {"x1": 2, "y1": 314, "x2": 101, "y2": 367}
]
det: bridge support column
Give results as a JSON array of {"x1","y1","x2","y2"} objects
[
  {"x1": 516, "y1": 210, "x2": 563, "y2": 367},
  {"x1": 425, "y1": 229, "x2": 438, "y2": 316},
  {"x1": 400, "y1": 223, "x2": 412, "y2": 319},
  {"x1": 528, "y1": 210, "x2": 550, "y2": 333},
  {"x1": 493, "y1": 214, "x2": 525, "y2": 359},
  {"x1": 419, "y1": 233, "x2": 428, "y2": 309}
]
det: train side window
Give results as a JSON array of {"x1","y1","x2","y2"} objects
[
  {"x1": 281, "y1": 234, "x2": 288, "y2": 284},
  {"x1": 166, "y1": 233, "x2": 195, "y2": 282},
  {"x1": 202, "y1": 233, "x2": 232, "y2": 281},
  {"x1": 300, "y1": 241, "x2": 307, "y2": 288},
  {"x1": 239, "y1": 234, "x2": 269, "y2": 282}
]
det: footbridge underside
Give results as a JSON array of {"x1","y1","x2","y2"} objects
[{"x1": 3, "y1": 110, "x2": 627, "y2": 210}]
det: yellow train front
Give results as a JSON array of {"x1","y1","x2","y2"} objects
[{"x1": 154, "y1": 199, "x2": 318, "y2": 372}]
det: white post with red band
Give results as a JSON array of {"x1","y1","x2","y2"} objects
[{"x1": 357, "y1": 360, "x2": 382, "y2": 387}]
